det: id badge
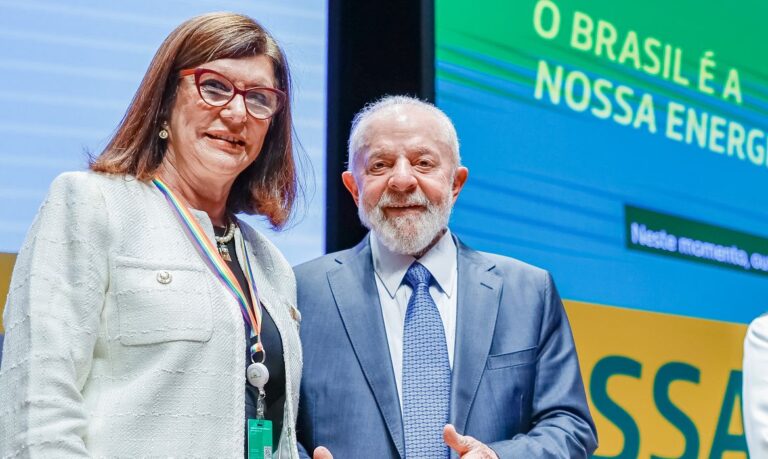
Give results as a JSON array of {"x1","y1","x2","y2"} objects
[{"x1": 248, "y1": 419, "x2": 273, "y2": 459}]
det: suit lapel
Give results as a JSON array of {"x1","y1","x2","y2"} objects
[
  {"x1": 327, "y1": 239, "x2": 406, "y2": 458},
  {"x1": 450, "y1": 238, "x2": 502, "y2": 434}
]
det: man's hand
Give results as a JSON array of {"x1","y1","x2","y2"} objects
[
  {"x1": 313, "y1": 446, "x2": 333, "y2": 459},
  {"x1": 443, "y1": 424, "x2": 499, "y2": 459}
]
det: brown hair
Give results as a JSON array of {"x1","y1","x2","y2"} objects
[{"x1": 90, "y1": 12, "x2": 298, "y2": 228}]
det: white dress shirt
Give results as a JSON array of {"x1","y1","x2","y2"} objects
[{"x1": 370, "y1": 229, "x2": 458, "y2": 408}]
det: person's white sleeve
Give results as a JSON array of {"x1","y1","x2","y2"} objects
[
  {"x1": 0, "y1": 172, "x2": 109, "y2": 457},
  {"x1": 744, "y1": 314, "x2": 768, "y2": 457}
]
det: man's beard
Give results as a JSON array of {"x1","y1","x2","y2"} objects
[{"x1": 359, "y1": 188, "x2": 453, "y2": 256}]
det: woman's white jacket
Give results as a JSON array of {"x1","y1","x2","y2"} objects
[{"x1": 0, "y1": 172, "x2": 302, "y2": 458}]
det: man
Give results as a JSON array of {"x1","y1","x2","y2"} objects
[{"x1": 295, "y1": 96, "x2": 597, "y2": 458}]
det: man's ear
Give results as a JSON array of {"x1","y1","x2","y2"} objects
[
  {"x1": 451, "y1": 166, "x2": 469, "y2": 201},
  {"x1": 341, "y1": 171, "x2": 360, "y2": 206}
]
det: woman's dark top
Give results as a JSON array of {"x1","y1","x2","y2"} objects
[{"x1": 214, "y1": 225, "x2": 285, "y2": 454}]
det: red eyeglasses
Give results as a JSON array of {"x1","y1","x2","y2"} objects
[{"x1": 179, "y1": 68, "x2": 286, "y2": 120}]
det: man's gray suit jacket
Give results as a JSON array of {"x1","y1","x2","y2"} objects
[{"x1": 294, "y1": 235, "x2": 597, "y2": 458}]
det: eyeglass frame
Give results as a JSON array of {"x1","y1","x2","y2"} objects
[{"x1": 178, "y1": 67, "x2": 287, "y2": 120}]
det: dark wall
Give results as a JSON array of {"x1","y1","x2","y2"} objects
[{"x1": 325, "y1": 0, "x2": 434, "y2": 253}]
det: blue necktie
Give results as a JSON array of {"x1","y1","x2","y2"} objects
[{"x1": 402, "y1": 262, "x2": 451, "y2": 459}]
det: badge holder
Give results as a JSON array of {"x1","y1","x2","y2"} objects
[{"x1": 248, "y1": 343, "x2": 272, "y2": 459}]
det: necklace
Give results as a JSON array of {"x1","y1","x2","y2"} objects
[{"x1": 214, "y1": 222, "x2": 236, "y2": 261}]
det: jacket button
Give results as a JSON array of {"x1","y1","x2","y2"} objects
[{"x1": 156, "y1": 271, "x2": 172, "y2": 284}]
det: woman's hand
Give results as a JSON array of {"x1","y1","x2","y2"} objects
[{"x1": 313, "y1": 446, "x2": 333, "y2": 459}]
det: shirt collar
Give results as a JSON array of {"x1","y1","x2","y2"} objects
[{"x1": 371, "y1": 229, "x2": 457, "y2": 299}]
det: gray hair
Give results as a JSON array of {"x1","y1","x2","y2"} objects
[{"x1": 346, "y1": 95, "x2": 461, "y2": 172}]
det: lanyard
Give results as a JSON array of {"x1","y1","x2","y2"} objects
[{"x1": 153, "y1": 178, "x2": 263, "y2": 354}]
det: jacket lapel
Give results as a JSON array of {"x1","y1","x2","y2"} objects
[
  {"x1": 235, "y1": 226, "x2": 288, "y2": 329},
  {"x1": 450, "y1": 237, "x2": 502, "y2": 434},
  {"x1": 327, "y1": 238, "x2": 406, "y2": 458}
]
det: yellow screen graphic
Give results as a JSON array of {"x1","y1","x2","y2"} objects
[{"x1": 566, "y1": 300, "x2": 747, "y2": 458}]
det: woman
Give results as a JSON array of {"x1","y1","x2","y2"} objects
[
  {"x1": 745, "y1": 313, "x2": 768, "y2": 455},
  {"x1": 0, "y1": 12, "x2": 302, "y2": 458}
]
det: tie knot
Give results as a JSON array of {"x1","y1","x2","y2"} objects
[{"x1": 404, "y1": 262, "x2": 432, "y2": 289}]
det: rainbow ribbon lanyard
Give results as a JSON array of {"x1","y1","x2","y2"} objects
[{"x1": 153, "y1": 178, "x2": 264, "y2": 355}]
